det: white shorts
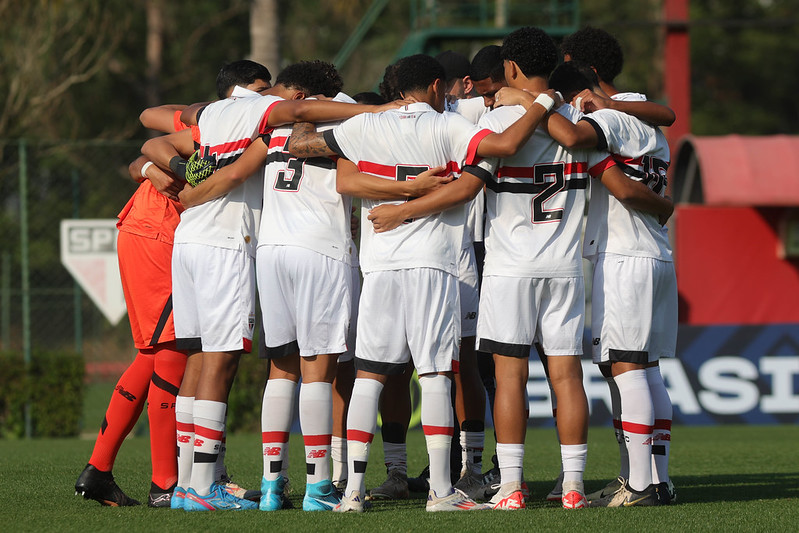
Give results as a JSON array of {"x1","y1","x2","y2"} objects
[
  {"x1": 339, "y1": 264, "x2": 361, "y2": 364},
  {"x1": 356, "y1": 268, "x2": 460, "y2": 375},
  {"x1": 257, "y1": 245, "x2": 351, "y2": 357},
  {"x1": 590, "y1": 253, "x2": 677, "y2": 364},
  {"x1": 458, "y1": 246, "x2": 479, "y2": 338},
  {"x1": 172, "y1": 242, "x2": 256, "y2": 353},
  {"x1": 476, "y1": 275, "x2": 585, "y2": 357}
]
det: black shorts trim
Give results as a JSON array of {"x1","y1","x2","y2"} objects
[
  {"x1": 354, "y1": 357, "x2": 409, "y2": 376},
  {"x1": 609, "y1": 348, "x2": 649, "y2": 365},
  {"x1": 176, "y1": 337, "x2": 202, "y2": 352},
  {"x1": 479, "y1": 339, "x2": 530, "y2": 359},
  {"x1": 266, "y1": 340, "x2": 300, "y2": 359}
]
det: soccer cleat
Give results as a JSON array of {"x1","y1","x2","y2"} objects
[
  {"x1": 218, "y1": 474, "x2": 261, "y2": 502},
  {"x1": 303, "y1": 480, "x2": 341, "y2": 511},
  {"x1": 426, "y1": 488, "x2": 481, "y2": 512},
  {"x1": 546, "y1": 471, "x2": 564, "y2": 501},
  {"x1": 656, "y1": 480, "x2": 676, "y2": 505},
  {"x1": 259, "y1": 477, "x2": 289, "y2": 511},
  {"x1": 485, "y1": 482, "x2": 525, "y2": 510},
  {"x1": 406, "y1": 465, "x2": 430, "y2": 494},
  {"x1": 75, "y1": 464, "x2": 141, "y2": 507},
  {"x1": 183, "y1": 484, "x2": 258, "y2": 511},
  {"x1": 453, "y1": 469, "x2": 485, "y2": 501},
  {"x1": 333, "y1": 490, "x2": 366, "y2": 513},
  {"x1": 586, "y1": 477, "x2": 625, "y2": 502},
  {"x1": 170, "y1": 486, "x2": 186, "y2": 510},
  {"x1": 333, "y1": 478, "x2": 347, "y2": 496},
  {"x1": 520, "y1": 481, "x2": 531, "y2": 501},
  {"x1": 588, "y1": 480, "x2": 659, "y2": 508},
  {"x1": 368, "y1": 469, "x2": 409, "y2": 500},
  {"x1": 148, "y1": 482, "x2": 176, "y2": 508},
  {"x1": 561, "y1": 480, "x2": 587, "y2": 509}
]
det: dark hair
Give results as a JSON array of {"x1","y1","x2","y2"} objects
[
  {"x1": 275, "y1": 60, "x2": 343, "y2": 97},
  {"x1": 352, "y1": 91, "x2": 386, "y2": 105},
  {"x1": 435, "y1": 50, "x2": 470, "y2": 81},
  {"x1": 560, "y1": 26, "x2": 623, "y2": 84},
  {"x1": 549, "y1": 60, "x2": 599, "y2": 99},
  {"x1": 216, "y1": 60, "x2": 271, "y2": 99},
  {"x1": 501, "y1": 27, "x2": 558, "y2": 79},
  {"x1": 393, "y1": 54, "x2": 446, "y2": 96},
  {"x1": 470, "y1": 45, "x2": 504, "y2": 82},
  {"x1": 379, "y1": 63, "x2": 401, "y2": 102}
]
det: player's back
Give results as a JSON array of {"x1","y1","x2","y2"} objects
[
  {"x1": 175, "y1": 88, "x2": 282, "y2": 257},
  {"x1": 478, "y1": 104, "x2": 610, "y2": 278},
  {"x1": 329, "y1": 102, "x2": 488, "y2": 275},
  {"x1": 580, "y1": 95, "x2": 672, "y2": 261}
]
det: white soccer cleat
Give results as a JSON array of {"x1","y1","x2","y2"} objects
[
  {"x1": 486, "y1": 481, "x2": 526, "y2": 510},
  {"x1": 561, "y1": 480, "x2": 587, "y2": 509},
  {"x1": 426, "y1": 488, "x2": 482, "y2": 512},
  {"x1": 333, "y1": 490, "x2": 365, "y2": 513}
]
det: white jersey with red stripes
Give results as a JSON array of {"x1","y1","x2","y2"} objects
[
  {"x1": 174, "y1": 87, "x2": 281, "y2": 257},
  {"x1": 473, "y1": 104, "x2": 614, "y2": 278},
  {"x1": 326, "y1": 102, "x2": 492, "y2": 275},
  {"x1": 258, "y1": 93, "x2": 354, "y2": 264},
  {"x1": 579, "y1": 93, "x2": 672, "y2": 261}
]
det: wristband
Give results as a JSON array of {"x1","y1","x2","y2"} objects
[
  {"x1": 533, "y1": 93, "x2": 555, "y2": 113},
  {"x1": 140, "y1": 161, "x2": 154, "y2": 181}
]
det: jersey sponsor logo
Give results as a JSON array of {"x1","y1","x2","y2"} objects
[
  {"x1": 593, "y1": 338, "x2": 601, "y2": 345},
  {"x1": 193, "y1": 438, "x2": 204, "y2": 447},
  {"x1": 464, "y1": 312, "x2": 477, "y2": 320},
  {"x1": 307, "y1": 450, "x2": 327, "y2": 459},
  {"x1": 177, "y1": 434, "x2": 192, "y2": 443},
  {"x1": 263, "y1": 446, "x2": 282, "y2": 456}
]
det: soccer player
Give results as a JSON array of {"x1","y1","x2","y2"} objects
[
  {"x1": 551, "y1": 27, "x2": 678, "y2": 506},
  {"x1": 436, "y1": 50, "x2": 474, "y2": 105},
  {"x1": 288, "y1": 53, "x2": 554, "y2": 512}
]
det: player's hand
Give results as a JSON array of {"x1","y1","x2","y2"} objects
[
  {"x1": 374, "y1": 99, "x2": 412, "y2": 112},
  {"x1": 572, "y1": 89, "x2": 611, "y2": 113},
  {"x1": 185, "y1": 150, "x2": 216, "y2": 186},
  {"x1": 408, "y1": 166, "x2": 452, "y2": 196},
  {"x1": 146, "y1": 164, "x2": 183, "y2": 201},
  {"x1": 658, "y1": 195, "x2": 674, "y2": 226},
  {"x1": 178, "y1": 183, "x2": 199, "y2": 208},
  {"x1": 494, "y1": 87, "x2": 536, "y2": 109},
  {"x1": 368, "y1": 204, "x2": 408, "y2": 233}
]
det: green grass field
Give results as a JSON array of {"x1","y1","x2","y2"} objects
[{"x1": 1, "y1": 424, "x2": 797, "y2": 532}]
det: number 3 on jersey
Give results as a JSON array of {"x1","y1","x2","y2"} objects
[{"x1": 274, "y1": 157, "x2": 304, "y2": 191}]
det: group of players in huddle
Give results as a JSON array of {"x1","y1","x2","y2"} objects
[{"x1": 74, "y1": 24, "x2": 677, "y2": 513}]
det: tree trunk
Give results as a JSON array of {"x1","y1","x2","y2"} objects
[{"x1": 250, "y1": 0, "x2": 280, "y2": 79}]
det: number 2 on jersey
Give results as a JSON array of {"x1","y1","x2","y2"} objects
[{"x1": 532, "y1": 163, "x2": 566, "y2": 223}]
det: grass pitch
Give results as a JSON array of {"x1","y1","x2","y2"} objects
[{"x1": 1, "y1": 425, "x2": 797, "y2": 532}]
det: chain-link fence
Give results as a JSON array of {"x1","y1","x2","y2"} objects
[{"x1": 1, "y1": 139, "x2": 144, "y2": 380}]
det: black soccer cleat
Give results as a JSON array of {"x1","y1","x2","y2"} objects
[
  {"x1": 148, "y1": 482, "x2": 176, "y2": 508},
  {"x1": 75, "y1": 464, "x2": 141, "y2": 507}
]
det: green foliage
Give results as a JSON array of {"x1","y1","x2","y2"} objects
[
  {"x1": 0, "y1": 349, "x2": 85, "y2": 438},
  {"x1": 226, "y1": 352, "x2": 269, "y2": 434}
]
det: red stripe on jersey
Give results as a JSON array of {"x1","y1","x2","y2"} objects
[
  {"x1": 347, "y1": 429, "x2": 374, "y2": 443},
  {"x1": 173, "y1": 110, "x2": 189, "y2": 132},
  {"x1": 258, "y1": 101, "x2": 281, "y2": 135},
  {"x1": 194, "y1": 425, "x2": 224, "y2": 441},
  {"x1": 176, "y1": 421, "x2": 194, "y2": 432},
  {"x1": 497, "y1": 161, "x2": 588, "y2": 179},
  {"x1": 358, "y1": 160, "x2": 397, "y2": 178},
  {"x1": 262, "y1": 431, "x2": 290, "y2": 443},
  {"x1": 303, "y1": 434, "x2": 332, "y2": 447},
  {"x1": 207, "y1": 138, "x2": 251, "y2": 158},
  {"x1": 422, "y1": 425, "x2": 454, "y2": 437},
  {"x1": 589, "y1": 156, "x2": 617, "y2": 177},
  {"x1": 621, "y1": 421, "x2": 653, "y2": 435},
  {"x1": 269, "y1": 136, "x2": 289, "y2": 149},
  {"x1": 465, "y1": 128, "x2": 493, "y2": 166},
  {"x1": 653, "y1": 419, "x2": 672, "y2": 430},
  {"x1": 613, "y1": 154, "x2": 643, "y2": 167}
]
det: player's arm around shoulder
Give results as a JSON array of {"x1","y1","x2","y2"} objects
[
  {"x1": 597, "y1": 164, "x2": 674, "y2": 223},
  {"x1": 475, "y1": 89, "x2": 560, "y2": 158},
  {"x1": 335, "y1": 158, "x2": 454, "y2": 201},
  {"x1": 141, "y1": 128, "x2": 195, "y2": 173}
]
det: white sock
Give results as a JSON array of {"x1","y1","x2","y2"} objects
[
  {"x1": 175, "y1": 395, "x2": 194, "y2": 490},
  {"x1": 190, "y1": 399, "x2": 227, "y2": 496},
  {"x1": 262, "y1": 379, "x2": 296, "y2": 482},
  {"x1": 300, "y1": 381, "x2": 333, "y2": 486},
  {"x1": 460, "y1": 429, "x2": 484, "y2": 475},
  {"x1": 614, "y1": 369, "x2": 654, "y2": 492},
  {"x1": 331, "y1": 436, "x2": 347, "y2": 484},
  {"x1": 496, "y1": 442, "x2": 524, "y2": 486},
  {"x1": 345, "y1": 378, "x2": 383, "y2": 497},
  {"x1": 419, "y1": 374, "x2": 454, "y2": 497},
  {"x1": 560, "y1": 443, "x2": 587, "y2": 485},
  {"x1": 646, "y1": 366, "x2": 672, "y2": 484}
]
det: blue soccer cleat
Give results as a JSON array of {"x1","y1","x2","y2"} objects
[
  {"x1": 303, "y1": 480, "x2": 341, "y2": 511},
  {"x1": 170, "y1": 486, "x2": 185, "y2": 510},
  {"x1": 183, "y1": 483, "x2": 257, "y2": 511},
  {"x1": 259, "y1": 477, "x2": 288, "y2": 511}
]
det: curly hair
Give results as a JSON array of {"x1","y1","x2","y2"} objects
[
  {"x1": 500, "y1": 27, "x2": 558, "y2": 79},
  {"x1": 549, "y1": 60, "x2": 599, "y2": 100},
  {"x1": 392, "y1": 54, "x2": 445, "y2": 96},
  {"x1": 470, "y1": 45, "x2": 504, "y2": 82},
  {"x1": 379, "y1": 63, "x2": 401, "y2": 102},
  {"x1": 275, "y1": 60, "x2": 343, "y2": 98},
  {"x1": 560, "y1": 26, "x2": 623, "y2": 84},
  {"x1": 216, "y1": 60, "x2": 271, "y2": 99}
]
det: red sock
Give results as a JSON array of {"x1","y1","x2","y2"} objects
[
  {"x1": 89, "y1": 352, "x2": 154, "y2": 471},
  {"x1": 147, "y1": 342, "x2": 186, "y2": 490}
]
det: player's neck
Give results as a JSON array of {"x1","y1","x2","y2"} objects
[
  {"x1": 510, "y1": 76, "x2": 548, "y2": 94},
  {"x1": 599, "y1": 80, "x2": 618, "y2": 97}
]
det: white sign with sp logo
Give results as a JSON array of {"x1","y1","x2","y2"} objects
[{"x1": 60, "y1": 219, "x2": 126, "y2": 325}]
